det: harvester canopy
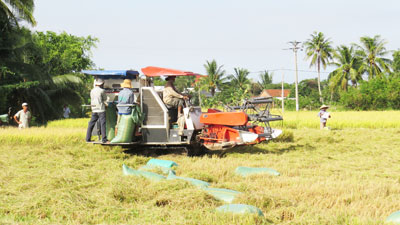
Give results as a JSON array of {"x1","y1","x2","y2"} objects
[
  {"x1": 141, "y1": 66, "x2": 205, "y2": 77},
  {"x1": 82, "y1": 70, "x2": 139, "y2": 79}
]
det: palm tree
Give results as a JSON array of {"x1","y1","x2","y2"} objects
[
  {"x1": 200, "y1": 60, "x2": 226, "y2": 96},
  {"x1": 304, "y1": 31, "x2": 334, "y2": 103},
  {"x1": 258, "y1": 70, "x2": 273, "y2": 90},
  {"x1": 0, "y1": 0, "x2": 36, "y2": 26},
  {"x1": 354, "y1": 35, "x2": 391, "y2": 78},
  {"x1": 229, "y1": 68, "x2": 251, "y2": 91},
  {"x1": 328, "y1": 45, "x2": 363, "y2": 92}
]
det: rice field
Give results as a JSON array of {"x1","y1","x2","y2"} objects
[
  {"x1": 1, "y1": 111, "x2": 400, "y2": 224},
  {"x1": 46, "y1": 110, "x2": 400, "y2": 130},
  {"x1": 276, "y1": 111, "x2": 400, "y2": 129}
]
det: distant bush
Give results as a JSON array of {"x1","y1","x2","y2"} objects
[{"x1": 340, "y1": 77, "x2": 400, "y2": 110}]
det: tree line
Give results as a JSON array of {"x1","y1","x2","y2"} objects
[
  {"x1": 0, "y1": 0, "x2": 97, "y2": 124},
  {"x1": 1, "y1": 0, "x2": 399, "y2": 126},
  {"x1": 191, "y1": 32, "x2": 400, "y2": 111}
]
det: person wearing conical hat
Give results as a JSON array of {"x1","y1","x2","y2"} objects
[
  {"x1": 115, "y1": 79, "x2": 136, "y2": 134},
  {"x1": 318, "y1": 105, "x2": 331, "y2": 129}
]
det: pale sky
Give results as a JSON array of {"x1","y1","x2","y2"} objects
[{"x1": 33, "y1": 0, "x2": 400, "y2": 83}]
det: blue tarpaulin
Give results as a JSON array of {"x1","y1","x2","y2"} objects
[
  {"x1": 386, "y1": 211, "x2": 400, "y2": 224},
  {"x1": 82, "y1": 70, "x2": 139, "y2": 79},
  {"x1": 216, "y1": 204, "x2": 264, "y2": 217}
]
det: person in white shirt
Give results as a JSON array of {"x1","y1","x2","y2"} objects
[
  {"x1": 86, "y1": 79, "x2": 109, "y2": 143},
  {"x1": 318, "y1": 105, "x2": 331, "y2": 129},
  {"x1": 63, "y1": 104, "x2": 71, "y2": 118},
  {"x1": 14, "y1": 103, "x2": 32, "y2": 129}
]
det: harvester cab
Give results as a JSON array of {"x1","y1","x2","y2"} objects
[{"x1": 83, "y1": 67, "x2": 283, "y2": 155}]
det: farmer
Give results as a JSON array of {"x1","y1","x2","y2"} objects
[
  {"x1": 115, "y1": 79, "x2": 135, "y2": 134},
  {"x1": 163, "y1": 76, "x2": 189, "y2": 135},
  {"x1": 85, "y1": 78, "x2": 109, "y2": 143},
  {"x1": 318, "y1": 105, "x2": 331, "y2": 129},
  {"x1": 14, "y1": 103, "x2": 31, "y2": 129},
  {"x1": 63, "y1": 104, "x2": 71, "y2": 119}
]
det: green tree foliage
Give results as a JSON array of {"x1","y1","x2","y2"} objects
[
  {"x1": 328, "y1": 45, "x2": 363, "y2": 92},
  {"x1": 0, "y1": 0, "x2": 36, "y2": 26},
  {"x1": 340, "y1": 77, "x2": 400, "y2": 110},
  {"x1": 32, "y1": 31, "x2": 97, "y2": 75},
  {"x1": 304, "y1": 31, "x2": 334, "y2": 102},
  {"x1": 174, "y1": 76, "x2": 196, "y2": 92},
  {"x1": 355, "y1": 35, "x2": 391, "y2": 78},
  {"x1": 0, "y1": 28, "x2": 98, "y2": 123},
  {"x1": 200, "y1": 60, "x2": 226, "y2": 96},
  {"x1": 391, "y1": 50, "x2": 400, "y2": 73},
  {"x1": 229, "y1": 68, "x2": 251, "y2": 91},
  {"x1": 258, "y1": 70, "x2": 273, "y2": 90}
]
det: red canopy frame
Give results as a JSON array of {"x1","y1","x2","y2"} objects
[{"x1": 141, "y1": 66, "x2": 205, "y2": 77}]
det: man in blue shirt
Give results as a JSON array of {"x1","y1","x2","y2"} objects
[{"x1": 116, "y1": 79, "x2": 135, "y2": 134}]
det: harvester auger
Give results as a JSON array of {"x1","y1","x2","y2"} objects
[
  {"x1": 232, "y1": 97, "x2": 283, "y2": 139},
  {"x1": 199, "y1": 97, "x2": 283, "y2": 151}
]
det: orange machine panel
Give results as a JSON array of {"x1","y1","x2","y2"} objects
[{"x1": 200, "y1": 112, "x2": 248, "y2": 126}]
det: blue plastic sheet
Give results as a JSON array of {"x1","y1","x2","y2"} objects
[
  {"x1": 204, "y1": 187, "x2": 241, "y2": 203},
  {"x1": 167, "y1": 171, "x2": 210, "y2": 188},
  {"x1": 122, "y1": 164, "x2": 166, "y2": 181},
  {"x1": 235, "y1": 166, "x2": 280, "y2": 177},
  {"x1": 216, "y1": 204, "x2": 264, "y2": 217},
  {"x1": 147, "y1": 159, "x2": 178, "y2": 168},
  {"x1": 386, "y1": 211, "x2": 400, "y2": 224},
  {"x1": 138, "y1": 165, "x2": 175, "y2": 175}
]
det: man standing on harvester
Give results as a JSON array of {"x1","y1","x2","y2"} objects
[
  {"x1": 116, "y1": 79, "x2": 135, "y2": 135},
  {"x1": 86, "y1": 78, "x2": 109, "y2": 143},
  {"x1": 163, "y1": 76, "x2": 189, "y2": 136}
]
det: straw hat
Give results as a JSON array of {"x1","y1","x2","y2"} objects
[
  {"x1": 121, "y1": 79, "x2": 132, "y2": 88},
  {"x1": 320, "y1": 105, "x2": 329, "y2": 109},
  {"x1": 94, "y1": 78, "x2": 105, "y2": 85}
]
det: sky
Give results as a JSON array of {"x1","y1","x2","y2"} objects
[{"x1": 33, "y1": 0, "x2": 400, "y2": 83}]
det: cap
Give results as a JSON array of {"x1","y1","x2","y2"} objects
[{"x1": 22, "y1": 103, "x2": 28, "y2": 107}]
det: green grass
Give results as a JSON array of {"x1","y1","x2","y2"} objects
[{"x1": 1, "y1": 113, "x2": 400, "y2": 224}]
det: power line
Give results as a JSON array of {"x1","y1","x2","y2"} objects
[{"x1": 247, "y1": 68, "x2": 331, "y2": 74}]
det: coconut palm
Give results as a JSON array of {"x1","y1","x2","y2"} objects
[
  {"x1": 258, "y1": 70, "x2": 273, "y2": 90},
  {"x1": 0, "y1": 0, "x2": 36, "y2": 26},
  {"x1": 328, "y1": 45, "x2": 363, "y2": 92},
  {"x1": 304, "y1": 31, "x2": 334, "y2": 103},
  {"x1": 200, "y1": 60, "x2": 226, "y2": 96},
  {"x1": 354, "y1": 35, "x2": 391, "y2": 78},
  {"x1": 229, "y1": 68, "x2": 251, "y2": 91}
]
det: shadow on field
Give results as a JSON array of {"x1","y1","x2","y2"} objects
[
  {"x1": 222, "y1": 143, "x2": 312, "y2": 155},
  {"x1": 122, "y1": 142, "x2": 314, "y2": 157},
  {"x1": 123, "y1": 146, "x2": 190, "y2": 157}
]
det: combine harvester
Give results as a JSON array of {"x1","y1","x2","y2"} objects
[{"x1": 83, "y1": 67, "x2": 283, "y2": 155}]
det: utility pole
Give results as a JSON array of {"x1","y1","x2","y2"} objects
[
  {"x1": 281, "y1": 69, "x2": 284, "y2": 114},
  {"x1": 284, "y1": 41, "x2": 302, "y2": 111}
]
